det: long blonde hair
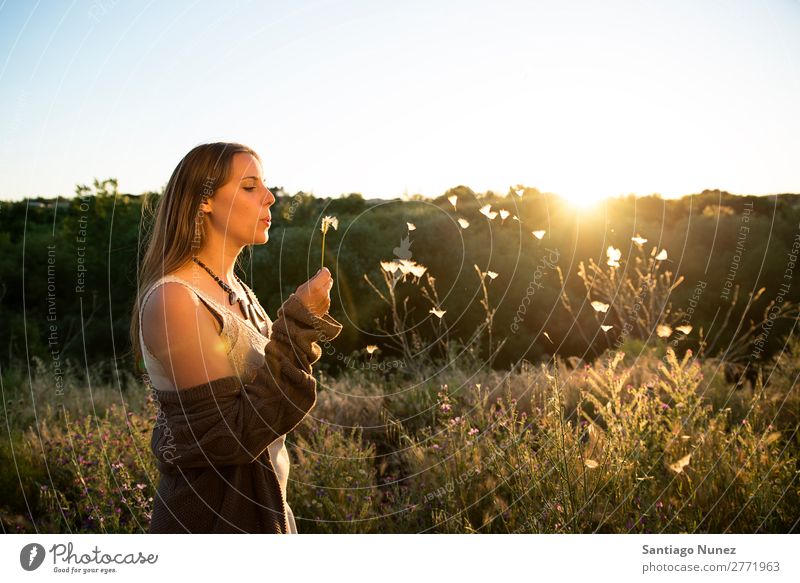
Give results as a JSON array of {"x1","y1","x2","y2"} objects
[{"x1": 130, "y1": 142, "x2": 260, "y2": 375}]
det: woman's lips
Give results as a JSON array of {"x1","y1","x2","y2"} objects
[{"x1": 261, "y1": 218, "x2": 271, "y2": 227}]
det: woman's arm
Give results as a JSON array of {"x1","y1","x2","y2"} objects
[{"x1": 149, "y1": 291, "x2": 343, "y2": 470}]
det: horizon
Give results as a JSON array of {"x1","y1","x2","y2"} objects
[
  {"x1": 6, "y1": 183, "x2": 798, "y2": 207},
  {"x1": 1, "y1": 0, "x2": 799, "y2": 204}
]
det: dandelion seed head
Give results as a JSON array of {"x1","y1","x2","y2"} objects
[{"x1": 320, "y1": 215, "x2": 338, "y2": 234}]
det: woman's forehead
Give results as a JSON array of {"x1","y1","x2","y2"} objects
[{"x1": 232, "y1": 152, "x2": 261, "y2": 175}]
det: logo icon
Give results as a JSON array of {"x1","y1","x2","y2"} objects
[
  {"x1": 20, "y1": 543, "x2": 46, "y2": 571},
  {"x1": 393, "y1": 234, "x2": 413, "y2": 260}
]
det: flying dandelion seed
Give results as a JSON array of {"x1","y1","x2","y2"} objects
[
  {"x1": 601, "y1": 325, "x2": 613, "y2": 332},
  {"x1": 486, "y1": 270, "x2": 498, "y2": 280},
  {"x1": 512, "y1": 215, "x2": 521, "y2": 222},
  {"x1": 531, "y1": 230, "x2": 546, "y2": 240},
  {"x1": 631, "y1": 235, "x2": 648, "y2": 245},
  {"x1": 656, "y1": 324, "x2": 673, "y2": 338},
  {"x1": 430, "y1": 308, "x2": 446, "y2": 319},
  {"x1": 458, "y1": 218, "x2": 470, "y2": 229},
  {"x1": 668, "y1": 453, "x2": 691, "y2": 474},
  {"x1": 514, "y1": 188, "x2": 524, "y2": 197},
  {"x1": 606, "y1": 246, "x2": 621, "y2": 267},
  {"x1": 543, "y1": 331, "x2": 553, "y2": 343},
  {"x1": 448, "y1": 194, "x2": 458, "y2": 209},
  {"x1": 584, "y1": 459, "x2": 599, "y2": 469},
  {"x1": 407, "y1": 222, "x2": 416, "y2": 231},
  {"x1": 655, "y1": 249, "x2": 668, "y2": 261},
  {"x1": 591, "y1": 301, "x2": 610, "y2": 313},
  {"x1": 479, "y1": 204, "x2": 498, "y2": 220},
  {"x1": 675, "y1": 324, "x2": 692, "y2": 335},
  {"x1": 499, "y1": 209, "x2": 510, "y2": 221},
  {"x1": 365, "y1": 345, "x2": 379, "y2": 355},
  {"x1": 320, "y1": 215, "x2": 338, "y2": 270}
]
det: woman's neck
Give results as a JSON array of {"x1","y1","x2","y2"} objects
[{"x1": 192, "y1": 242, "x2": 242, "y2": 286}]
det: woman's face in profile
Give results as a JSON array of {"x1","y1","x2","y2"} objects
[{"x1": 204, "y1": 152, "x2": 275, "y2": 246}]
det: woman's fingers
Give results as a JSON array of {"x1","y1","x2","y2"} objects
[{"x1": 295, "y1": 268, "x2": 333, "y2": 316}]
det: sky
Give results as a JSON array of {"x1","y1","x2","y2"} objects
[{"x1": 1, "y1": 0, "x2": 799, "y2": 204}]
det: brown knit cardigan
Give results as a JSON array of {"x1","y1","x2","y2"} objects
[{"x1": 148, "y1": 292, "x2": 343, "y2": 534}]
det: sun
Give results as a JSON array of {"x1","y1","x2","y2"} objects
[{"x1": 556, "y1": 188, "x2": 607, "y2": 211}]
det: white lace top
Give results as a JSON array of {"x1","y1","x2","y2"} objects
[{"x1": 138, "y1": 274, "x2": 298, "y2": 533}]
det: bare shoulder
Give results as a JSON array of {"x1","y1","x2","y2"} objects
[{"x1": 141, "y1": 281, "x2": 235, "y2": 390}]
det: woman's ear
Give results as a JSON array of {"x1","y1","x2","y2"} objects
[{"x1": 199, "y1": 197, "x2": 212, "y2": 215}]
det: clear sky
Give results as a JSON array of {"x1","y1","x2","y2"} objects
[{"x1": 1, "y1": 0, "x2": 798, "y2": 203}]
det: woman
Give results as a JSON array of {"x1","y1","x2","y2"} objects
[{"x1": 130, "y1": 142, "x2": 342, "y2": 533}]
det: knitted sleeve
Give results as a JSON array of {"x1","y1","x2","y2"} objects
[{"x1": 150, "y1": 292, "x2": 343, "y2": 469}]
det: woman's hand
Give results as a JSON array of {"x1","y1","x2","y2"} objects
[{"x1": 294, "y1": 267, "x2": 333, "y2": 317}]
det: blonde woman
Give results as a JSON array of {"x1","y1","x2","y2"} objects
[{"x1": 130, "y1": 142, "x2": 342, "y2": 533}]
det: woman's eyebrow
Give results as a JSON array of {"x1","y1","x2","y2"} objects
[{"x1": 240, "y1": 175, "x2": 260, "y2": 181}]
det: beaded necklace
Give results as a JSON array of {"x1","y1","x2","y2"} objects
[{"x1": 191, "y1": 256, "x2": 266, "y2": 333}]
